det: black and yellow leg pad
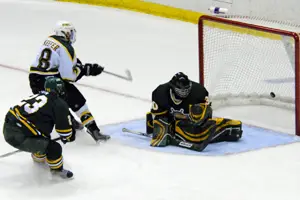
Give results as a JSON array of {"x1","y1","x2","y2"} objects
[
  {"x1": 31, "y1": 153, "x2": 46, "y2": 163},
  {"x1": 150, "y1": 118, "x2": 171, "y2": 147},
  {"x1": 146, "y1": 112, "x2": 153, "y2": 134},
  {"x1": 210, "y1": 118, "x2": 243, "y2": 143},
  {"x1": 174, "y1": 120, "x2": 217, "y2": 143},
  {"x1": 46, "y1": 156, "x2": 63, "y2": 170}
]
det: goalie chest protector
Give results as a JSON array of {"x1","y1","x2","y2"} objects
[{"x1": 151, "y1": 81, "x2": 209, "y2": 121}]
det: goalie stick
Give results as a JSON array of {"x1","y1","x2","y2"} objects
[
  {"x1": 122, "y1": 127, "x2": 152, "y2": 137},
  {"x1": 122, "y1": 128, "x2": 213, "y2": 152},
  {"x1": 0, "y1": 137, "x2": 61, "y2": 159}
]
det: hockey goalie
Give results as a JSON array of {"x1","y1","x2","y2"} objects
[{"x1": 146, "y1": 72, "x2": 243, "y2": 152}]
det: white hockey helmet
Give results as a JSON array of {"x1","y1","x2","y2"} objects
[{"x1": 54, "y1": 21, "x2": 77, "y2": 44}]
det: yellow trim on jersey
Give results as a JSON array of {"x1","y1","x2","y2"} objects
[
  {"x1": 56, "y1": 128, "x2": 72, "y2": 133},
  {"x1": 62, "y1": 78, "x2": 75, "y2": 82},
  {"x1": 151, "y1": 110, "x2": 168, "y2": 116},
  {"x1": 14, "y1": 108, "x2": 32, "y2": 123},
  {"x1": 48, "y1": 37, "x2": 77, "y2": 82},
  {"x1": 73, "y1": 66, "x2": 81, "y2": 76},
  {"x1": 29, "y1": 70, "x2": 59, "y2": 75},
  {"x1": 50, "y1": 37, "x2": 76, "y2": 62},
  {"x1": 9, "y1": 109, "x2": 39, "y2": 136}
]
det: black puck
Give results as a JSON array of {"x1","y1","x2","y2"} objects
[{"x1": 270, "y1": 92, "x2": 275, "y2": 98}]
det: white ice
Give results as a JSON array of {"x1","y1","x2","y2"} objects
[{"x1": 0, "y1": 0, "x2": 300, "y2": 200}]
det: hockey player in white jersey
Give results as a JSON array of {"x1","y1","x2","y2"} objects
[{"x1": 28, "y1": 21, "x2": 110, "y2": 142}]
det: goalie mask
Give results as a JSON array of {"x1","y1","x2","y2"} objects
[{"x1": 169, "y1": 72, "x2": 192, "y2": 99}]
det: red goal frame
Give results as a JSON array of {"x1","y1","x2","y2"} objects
[{"x1": 198, "y1": 15, "x2": 300, "y2": 136}]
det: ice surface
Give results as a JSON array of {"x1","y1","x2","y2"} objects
[{"x1": 0, "y1": 0, "x2": 300, "y2": 200}]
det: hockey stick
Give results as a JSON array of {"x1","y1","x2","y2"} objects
[
  {"x1": 122, "y1": 127, "x2": 151, "y2": 137},
  {"x1": 103, "y1": 69, "x2": 132, "y2": 81},
  {"x1": 122, "y1": 128, "x2": 213, "y2": 152},
  {"x1": 0, "y1": 137, "x2": 61, "y2": 159}
]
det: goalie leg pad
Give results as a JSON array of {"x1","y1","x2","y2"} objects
[
  {"x1": 146, "y1": 112, "x2": 153, "y2": 134},
  {"x1": 210, "y1": 118, "x2": 243, "y2": 143},
  {"x1": 174, "y1": 119, "x2": 217, "y2": 144},
  {"x1": 150, "y1": 118, "x2": 171, "y2": 147}
]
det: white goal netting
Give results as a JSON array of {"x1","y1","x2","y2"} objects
[{"x1": 199, "y1": 15, "x2": 300, "y2": 134}]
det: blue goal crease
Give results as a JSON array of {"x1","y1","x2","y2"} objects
[{"x1": 101, "y1": 119, "x2": 300, "y2": 156}]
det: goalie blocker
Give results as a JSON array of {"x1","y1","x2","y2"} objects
[{"x1": 146, "y1": 72, "x2": 243, "y2": 152}]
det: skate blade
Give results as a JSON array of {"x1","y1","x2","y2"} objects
[
  {"x1": 95, "y1": 137, "x2": 111, "y2": 144},
  {"x1": 95, "y1": 139, "x2": 108, "y2": 144}
]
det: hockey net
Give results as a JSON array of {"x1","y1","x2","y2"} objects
[{"x1": 198, "y1": 15, "x2": 300, "y2": 135}]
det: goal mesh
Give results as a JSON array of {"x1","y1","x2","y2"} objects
[{"x1": 198, "y1": 15, "x2": 300, "y2": 135}]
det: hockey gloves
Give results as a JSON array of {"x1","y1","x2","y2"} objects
[
  {"x1": 73, "y1": 58, "x2": 104, "y2": 81},
  {"x1": 84, "y1": 63, "x2": 104, "y2": 76},
  {"x1": 61, "y1": 128, "x2": 76, "y2": 144}
]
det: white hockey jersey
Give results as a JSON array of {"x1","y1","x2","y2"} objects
[{"x1": 30, "y1": 35, "x2": 80, "y2": 82}]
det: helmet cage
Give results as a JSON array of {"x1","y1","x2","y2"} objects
[{"x1": 173, "y1": 81, "x2": 192, "y2": 98}]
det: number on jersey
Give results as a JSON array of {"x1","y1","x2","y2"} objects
[
  {"x1": 37, "y1": 48, "x2": 52, "y2": 69},
  {"x1": 18, "y1": 94, "x2": 48, "y2": 114}
]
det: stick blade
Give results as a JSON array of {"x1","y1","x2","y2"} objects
[
  {"x1": 122, "y1": 128, "x2": 129, "y2": 132},
  {"x1": 125, "y1": 69, "x2": 133, "y2": 81}
]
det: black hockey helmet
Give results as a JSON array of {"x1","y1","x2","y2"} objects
[
  {"x1": 169, "y1": 72, "x2": 192, "y2": 99},
  {"x1": 44, "y1": 76, "x2": 66, "y2": 98}
]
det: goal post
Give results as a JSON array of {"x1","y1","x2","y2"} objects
[{"x1": 198, "y1": 15, "x2": 300, "y2": 136}]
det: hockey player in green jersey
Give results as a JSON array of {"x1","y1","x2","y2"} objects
[{"x1": 3, "y1": 77, "x2": 75, "y2": 179}]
